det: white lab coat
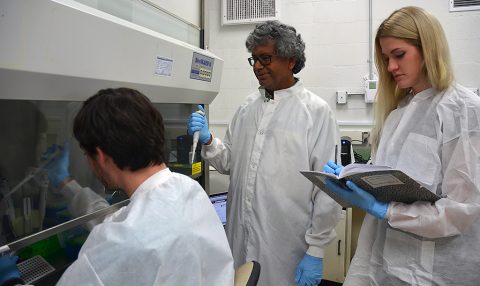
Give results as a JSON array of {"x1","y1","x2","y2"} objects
[
  {"x1": 344, "y1": 85, "x2": 480, "y2": 285},
  {"x1": 202, "y1": 80, "x2": 342, "y2": 285},
  {"x1": 56, "y1": 168, "x2": 234, "y2": 286},
  {"x1": 60, "y1": 180, "x2": 110, "y2": 231}
]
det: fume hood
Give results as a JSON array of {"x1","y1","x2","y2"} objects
[{"x1": 0, "y1": 0, "x2": 223, "y2": 284}]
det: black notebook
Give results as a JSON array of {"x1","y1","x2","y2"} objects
[{"x1": 301, "y1": 164, "x2": 441, "y2": 208}]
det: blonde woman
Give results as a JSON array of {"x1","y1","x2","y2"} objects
[{"x1": 324, "y1": 6, "x2": 480, "y2": 285}]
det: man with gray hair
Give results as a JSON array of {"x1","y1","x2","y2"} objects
[{"x1": 187, "y1": 21, "x2": 341, "y2": 286}]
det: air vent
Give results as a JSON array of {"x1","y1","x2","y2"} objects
[
  {"x1": 450, "y1": 0, "x2": 480, "y2": 11},
  {"x1": 222, "y1": 0, "x2": 279, "y2": 25}
]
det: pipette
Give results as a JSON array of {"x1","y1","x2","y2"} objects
[
  {"x1": 191, "y1": 109, "x2": 205, "y2": 164},
  {"x1": 0, "y1": 147, "x2": 60, "y2": 201},
  {"x1": 38, "y1": 182, "x2": 48, "y2": 230},
  {"x1": 23, "y1": 197, "x2": 32, "y2": 234}
]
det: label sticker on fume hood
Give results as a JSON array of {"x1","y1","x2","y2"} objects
[
  {"x1": 190, "y1": 52, "x2": 214, "y2": 82},
  {"x1": 154, "y1": 56, "x2": 173, "y2": 77}
]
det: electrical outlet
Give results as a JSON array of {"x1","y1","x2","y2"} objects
[
  {"x1": 362, "y1": 132, "x2": 370, "y2": 144},
  {"x1": 336, "y1": 91, "x2": 347, "y2": 104}
]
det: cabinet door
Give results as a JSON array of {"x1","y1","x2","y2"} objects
[{"x1": 323, "y1": 210, "x2": 348, "y2": 283}]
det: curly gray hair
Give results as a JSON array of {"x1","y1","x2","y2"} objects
[{"x1": 245, "y1": 20, "x2": 306, "y2": 74}]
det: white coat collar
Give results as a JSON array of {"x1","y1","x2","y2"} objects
[
  {"x1": 130, "y1": 168, "x2": 172, "y2": 200},
  {"x1": 399, "y1": 87, "x2": 437, "y2": 108},
  {"x1": 410, "y1": 87, "x2": 437, "y2": 102},
  {"x1": 259, "y1": 78, "x2": 304, "y2": 101}
]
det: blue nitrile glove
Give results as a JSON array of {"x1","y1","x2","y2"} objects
[
  {"x1": 0, "y1": 256, "x2": 23, "y2": 286},
  {"x1": 43, "y1": 143, "x2": 70, "y2": 189},
  {"x1": 294, "y1": 254, "x2": 323, "y2": 286},
  {"x1": 325, "y1": 179, "x2": 388, "y2": 219},
  {"x1": 187, "y1": 105, "x2": 211, "y2": 144},
  {"x1": 323, "y1": 160, "x2": 343, "y2": 176}
]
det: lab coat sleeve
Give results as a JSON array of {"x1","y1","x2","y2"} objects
[
  {"x1": 201, "y1": 137, "x2": 231, "y2": 175},
  {"x1": 201, "y1": 107, "x2": 241, "y2": 175},
  {"x1": 305, "y1": 104, "x2": 343, "y2": 257},
  {"x1": 387, "y1": 95, "x2": 480, "y2": 238},
  {"x1": 62, "y1": 180, "x2": 110, "y2": 230}
]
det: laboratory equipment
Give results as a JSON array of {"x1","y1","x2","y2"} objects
[
  {"x1": 209, "y1": 192, "x2": 228, "y2": 226},
  {"x1": 17, "y1": 255, "x2": 55, "y2": 284},
  {"x1": 341, "y1": 137, "x2": 352, "y2": 166},
  {"x1": 0, "y1": 0, "x2": 223, "y2": 284},
  {"x1": 1, "y1": 151, "x2": 59, "y2": 202},
  {"x1": 364, "y1": 79, "x2": 377, "y2": 103},
  {"x1": 191, "y1": 109, "x2": 206, "y2": 164},
  {"x1": 176, "y1": 135, "x2": 193, "y2": 164}
]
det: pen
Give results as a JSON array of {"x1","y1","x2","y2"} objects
[{"x1": 335, "y1": 145, "x2": 338, "y2": 165}]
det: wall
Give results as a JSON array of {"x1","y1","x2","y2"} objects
[{"x1": 205, "y1": 0, "x2": 480, "y2": 138}]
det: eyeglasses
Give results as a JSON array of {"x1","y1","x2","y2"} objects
[{"x1": 247, "y1": 55, "x2": 275, "y2": 67}]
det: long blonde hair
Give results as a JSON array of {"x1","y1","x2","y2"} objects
[{"x1": 370, "y1": 6, "x2": 454, "y2": 153}]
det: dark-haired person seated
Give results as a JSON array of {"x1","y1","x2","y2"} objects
[{"x1": 0, "y1": 88, "x2": 234, "y2": 286}]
